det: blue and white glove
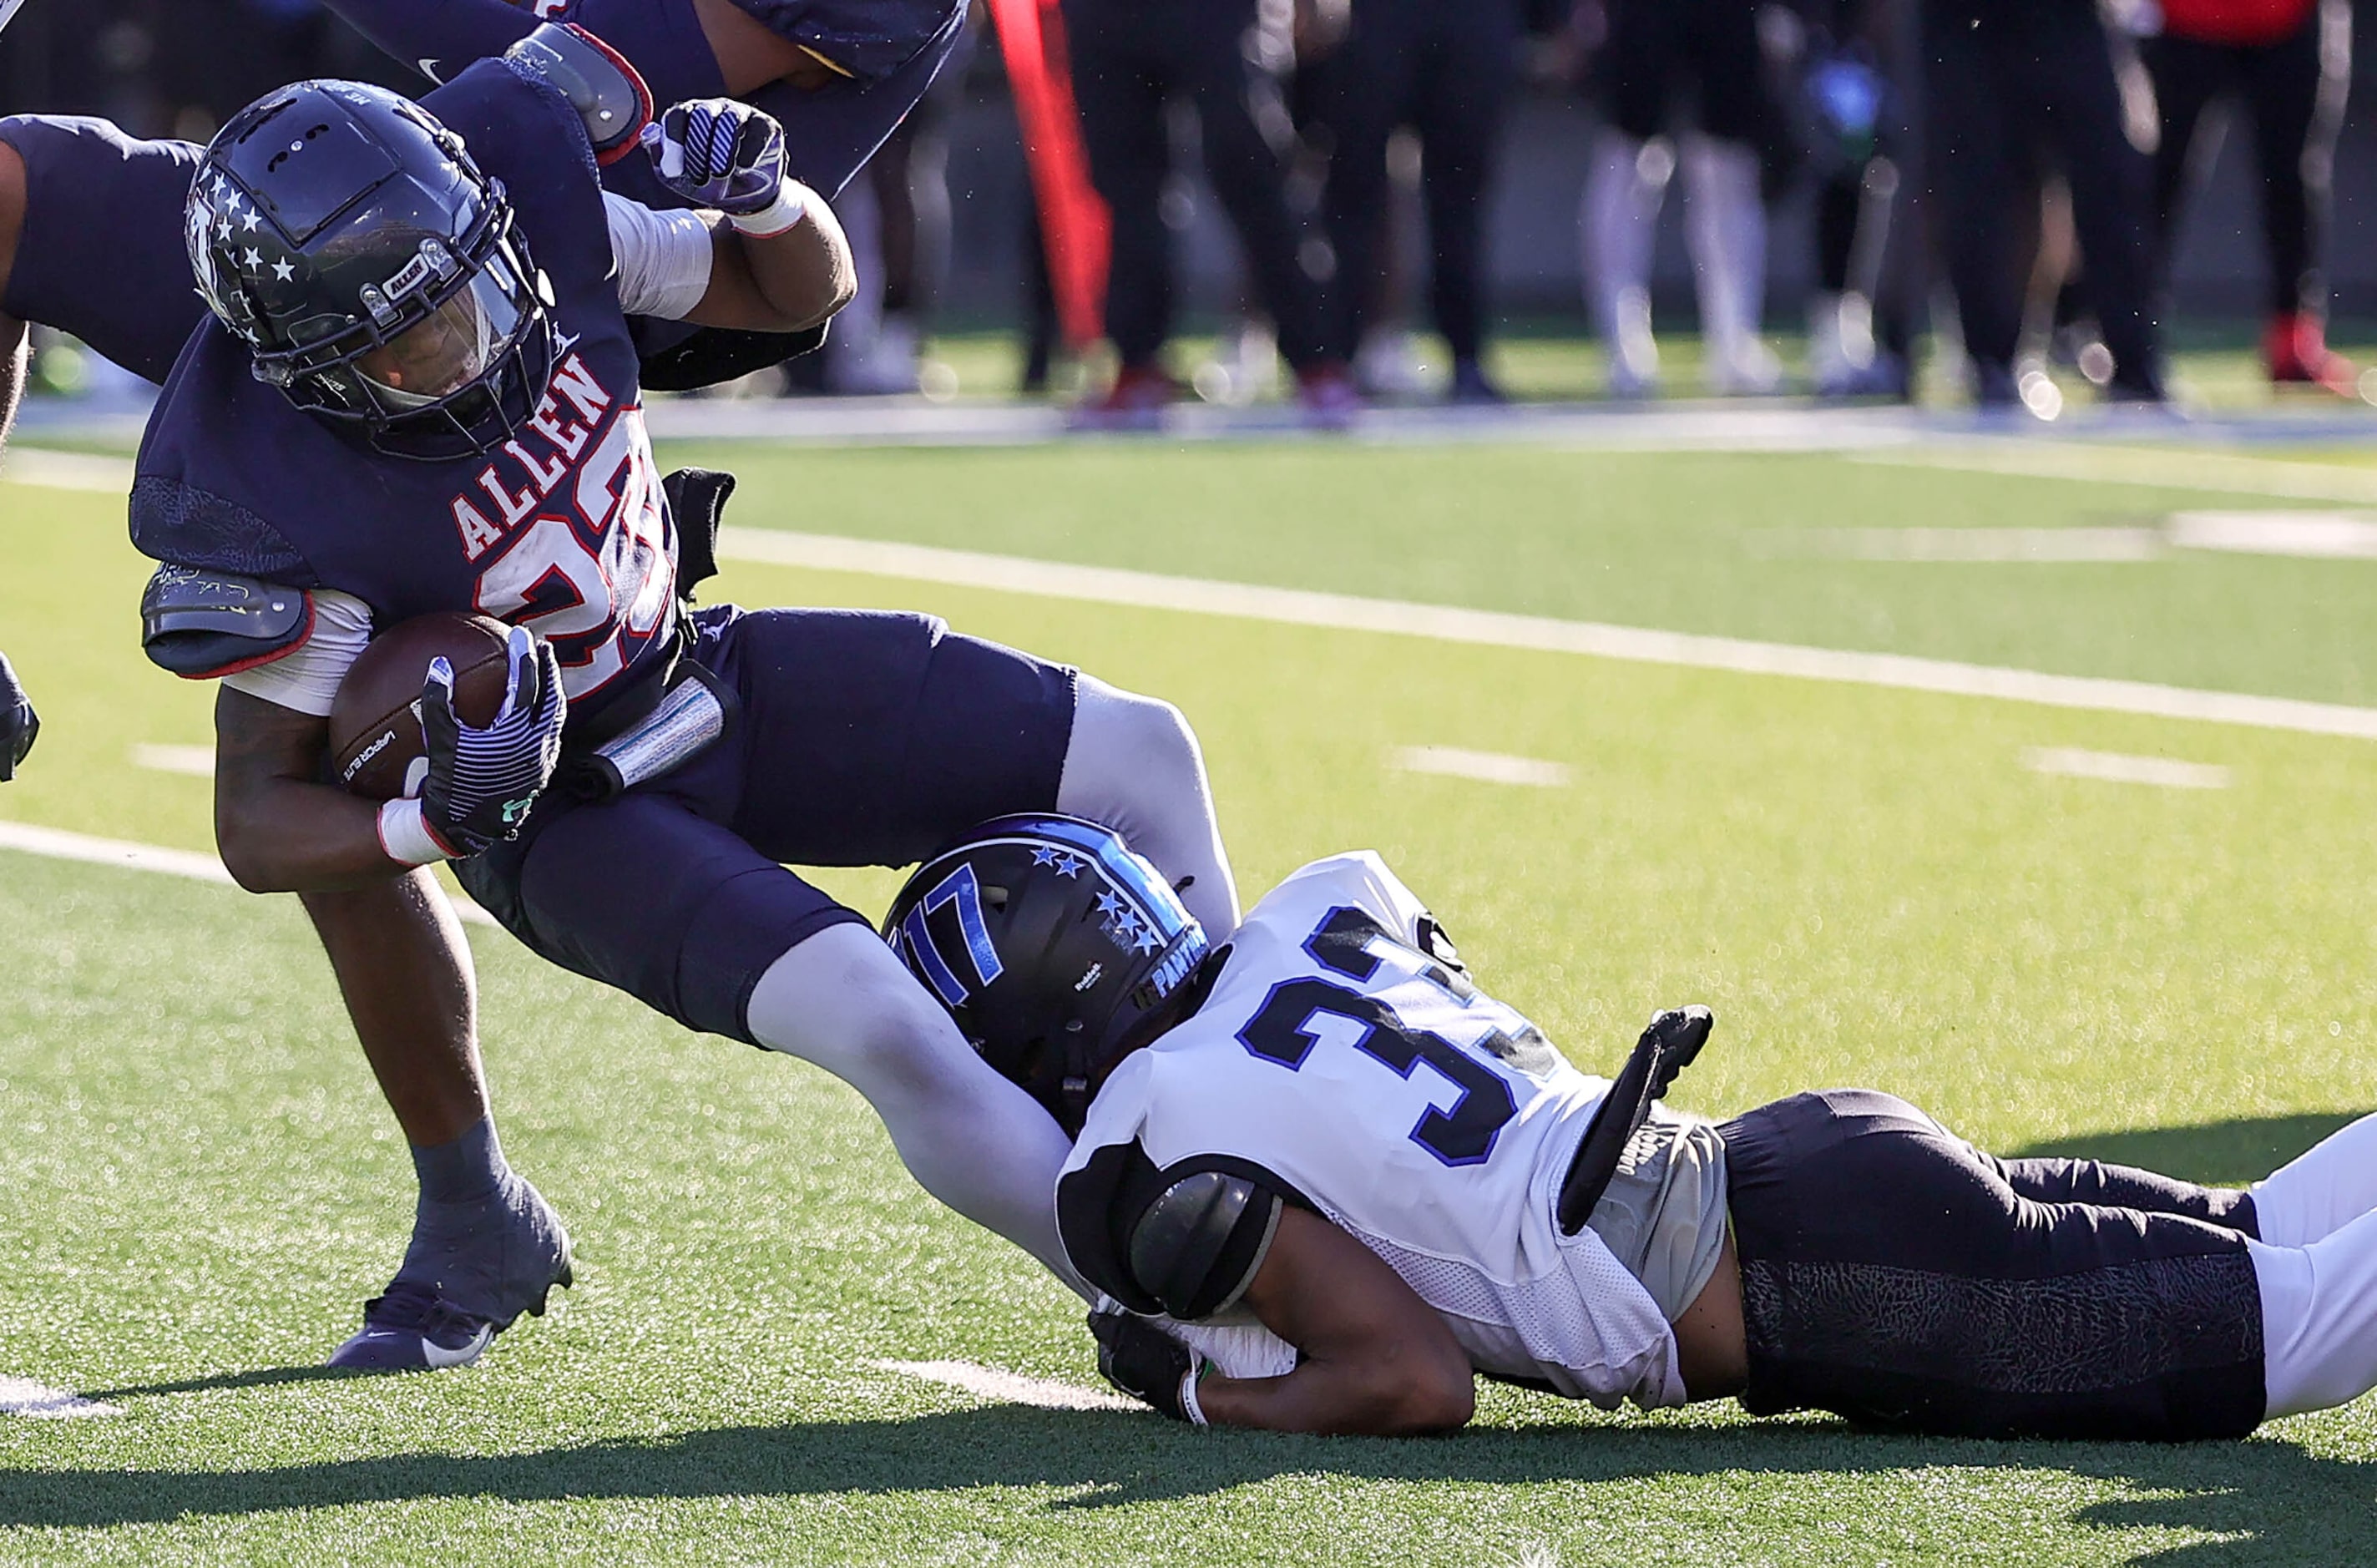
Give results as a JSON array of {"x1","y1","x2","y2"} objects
[
  {"x1": 416, "y1": 626, "x2": 567, "y2": 860},
  {"x1": 0, "y1": 650, "x2": 38, "y2": 782},
  {"x1": 641, "y1": 99, "x2": 805, "y2": 235}
]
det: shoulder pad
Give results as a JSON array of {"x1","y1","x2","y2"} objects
[
  {"x1": 1127, "y1": 1170, "x2": 1283, "y2": 1322},
  {"x1": 140, "y1": 565, "x2": 311, "y2": 679},
  {"x1": 503, "y1": 23, "x2": 653, "y2": 165}
]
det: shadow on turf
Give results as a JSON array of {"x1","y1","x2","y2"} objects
[
  {"x1": 1, "y1": 1408, "x2": 2369, "y2": 1561},
  {"x1": 2007, "y1": 1112, "x2": 2364, "y2": 1188}
]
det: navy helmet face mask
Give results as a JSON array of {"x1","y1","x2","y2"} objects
[
  {"x1": 883, "y1": 814, "x2": 1211, "y2": 1135},
  {"x1": 189, "y1": 80, "x2": 557, "y2": 463}
]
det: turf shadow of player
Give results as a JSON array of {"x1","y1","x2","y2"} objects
[{"x1": 1, "y1": 1406, "x2": 2369, "y2": 1557}]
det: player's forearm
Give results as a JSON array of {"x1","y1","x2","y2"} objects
[
  {"x1": 1196, "y1": 1351, "x2": 1474, "y2": 1436},
  {"x1": 727, "y1": 190, "x2": 854, "y2": 331},
  {"x1": 216, "y1": 776, "x2": 418, "y2": 892}
]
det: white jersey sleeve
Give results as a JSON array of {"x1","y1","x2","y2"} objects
[
  {"x1": 1060, "y1": 853, "x2": 1686, "y2": 1410},
  {"x1": 220, "y1": 589, "x2": 374, "y2": 717},
  {"x1": 604, "y1": 190, "x2": 715, "y2": 321}
]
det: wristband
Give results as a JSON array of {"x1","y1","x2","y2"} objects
[
  {"x1": 1179, "y1": 1361, "x2": 1211, "y2": 1428},
  {"x1": 377, "y1": 797, "x2": 453, "y2": 867},
  {"x1": 728, "y1": 183, "x2": 809, "y2": 239}
]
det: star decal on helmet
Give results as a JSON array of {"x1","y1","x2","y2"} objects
[
  {"x1": 1094, "y1": 890, "x2": 1127, "y2": 918},
  {"x1": 271, "y1": 257, "x2": 297, "y2": 283}
]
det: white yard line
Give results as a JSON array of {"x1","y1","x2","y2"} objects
[
  {"x1": 0, "y1": 820, "x2": 498, "y2": 926},
  {"x1": 1808, "y1": 527, "x2": 2163, "y2": 563},
  {"x1": 718, "y1": 528, "x2": 2377, "y2": 742},
  {"x1": 873, "y1": 1358, "x2": 1138, "y2": 1413},
  {"x1": 129, "y1": 743, "x2": 215, "y2": 777},
  {"x1": 0, "y1": 448, "x2": 135, "y2": 492},
  {"x1": 1388, "y1": 746, "x2": 1574, "y2": 788},
  {"x1": 2021, "y1": 747, "x2": 2233, "y2": 791},
  {"x1": 2166, "y1": 511, "x2": 2377, "y2": 559},
  {"x1": 0, "y1": 1377, "x2": 122, "y2": 1419},
  {"x1": 1855, "y1": 443, "x2": 2377, "y2": 503}
]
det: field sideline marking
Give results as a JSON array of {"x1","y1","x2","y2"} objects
[
  {"x1": 0, "y1": 1376, "x2": 121, "y2": 1419},
  {"x1": 0, "y1": 821, "x2": 499, "y2": 926},
  {"x1": 874, "y1": 1358, "x2": 1138, "y2": 1412},
  {"x1": 1855, "y1": 443, "x2": 2377, "y2": 503},
  {"x1": 2022, "y1": 747, "x2": 2232, "y2": 790},
  {"x1": 718, "y1": 529, "x2": 2377, "y2": 742}
]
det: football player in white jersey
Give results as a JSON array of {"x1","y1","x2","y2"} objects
[{"x1": 888, "y1": 815, "x2": 2377, "y2": 1440}]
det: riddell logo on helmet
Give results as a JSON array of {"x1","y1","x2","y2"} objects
[{"x1": 1075, "y1": 963, "x2": 1104, "y2": 992}]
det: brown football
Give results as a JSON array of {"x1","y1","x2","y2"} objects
[{"x1": 329, "y1": 612, "x2": 514, "y2": 801}]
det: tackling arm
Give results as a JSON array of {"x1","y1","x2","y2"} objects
[{"x1": 1192, "y1": 1206, "x2": 1475, "y2": 1435}]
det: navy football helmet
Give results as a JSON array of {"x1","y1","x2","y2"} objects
[
  {"x1": 188, "y1": 81, "x2": 554, "y2": 461},
  {"x1": 884, "y1": 815, "x2": 1211, "y2": 1133}
]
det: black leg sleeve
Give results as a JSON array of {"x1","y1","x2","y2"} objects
[
  {"x1": 1720, "y1": 1090, "x2": 2268, "y2": 1441},
  {"x1": 1415, "y1": 3, "x2": 1518, "y2": 367}
]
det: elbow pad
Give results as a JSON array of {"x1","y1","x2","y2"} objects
[
  {"x1": 139, "y1": 565, "x2": 312, "y2": 679},
  {"x1": 504, "y1": 23, "x2": 652, "y2": 164},
  {"x1": 1127, "y1": 1171, "x2": 1284, "y2": 1322}
]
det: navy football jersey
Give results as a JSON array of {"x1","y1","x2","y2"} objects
[{"x1": 129, "y1": 59, "x2": 676, "y2": 719}]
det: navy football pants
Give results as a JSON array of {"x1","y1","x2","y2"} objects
[
  {"x1": 1721, "y1": 1089, "x2": 2268, "y2": 1439},
  {"x1": 458, "y1": 605, "x2": 1076, "y2": 1045}
]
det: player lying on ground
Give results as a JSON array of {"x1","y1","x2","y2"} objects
[
  {"x1": 142, "y1": 35, "x2": 1239, "y2": 1371},
  {"x1": 889, "y1": 817, "x2": 2377, "y2": 1439},
  {"x1": 0, "y1": 1, "x2": 970, "y2": 1369}
]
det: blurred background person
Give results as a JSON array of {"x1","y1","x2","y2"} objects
[
  {"x1": 1061, "y1": 0, "x2": 1350, "y2": 427},
  {"x1": 2145, "y1": 0, "x2": 2355, "y2": 395},
  {"x1": 1797, "y1": 0, "x2": 1914, "y2": 398},
  {"x1": 1918, "y1": 0, "x2": 2165, "y2": 407},
  {"x1": 827, "y1": 11, "x2": 977, "y2": 395},
  {"x1": 1577, "y1": 0, "x2": 1791, "y2": 397},
  {"x1": 1309, "y1": 0, "x2": 1527, "y2": 404}
]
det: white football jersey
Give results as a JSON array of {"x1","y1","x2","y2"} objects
[{"x1": 1060, "y1": 852, "x2": 1684, "y2": 1409}]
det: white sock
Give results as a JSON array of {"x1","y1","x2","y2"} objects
[
  {"x1": 1679, "y1": 134, "x2": 1774, "y2": 391},
  {"x1": 2253, "y1": 1204, "x2": 2377, "y2": 1418},
  {"x1": 1058, "y1": 675, "x2": 1242, "y2": 939},
  {"x1": 746, "y1": 923, "x2": 1090, "y2": 1299},
  {"x1": 2252, "y1": 1110, "x2": 2377, "y2": 1247},
  {"x1": 1581, "y1": 130, "x2": 1665, "y2": 392}
]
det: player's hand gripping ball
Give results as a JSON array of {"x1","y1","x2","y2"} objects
[
  {"x1": 1088, "y1": 1305, "x2": 1201, "y2": 1422},
  {"x1": 418, "y1": 625, "x2": 568, "y2": 857},
  {"x1": 642, "y1": 99, "x2": 791, "y2": 221},
  {"x1": 0, "y1": 650, "x2": 38, "y2": 781}
]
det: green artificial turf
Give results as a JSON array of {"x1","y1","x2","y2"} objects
[{"x1": 5, "y1": 439, "x2": 2377, "y2": 1564}]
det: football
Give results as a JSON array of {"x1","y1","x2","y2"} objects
[{"x1": 327, "y1": 612, "x2": 514, "y2": 801}]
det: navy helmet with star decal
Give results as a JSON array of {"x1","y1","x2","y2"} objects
[
  {"x1": 187, "y1": 79, "x2": 554, "y2": 461},
  {"x1": 884, "y1": 814, "x2": 1211, "y2": 1133}
]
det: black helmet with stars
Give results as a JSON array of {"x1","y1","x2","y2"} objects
[{"x1": 186, "y1": 79, "x2": 556, "y2": 462}]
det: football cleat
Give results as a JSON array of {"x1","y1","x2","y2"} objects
[
  {"x1": 326, "y1": 1173, "x2": 574, "y2": 1371},
  {"x1": 328, "y1": 1283, "x2": 504, "y2": 1372}
]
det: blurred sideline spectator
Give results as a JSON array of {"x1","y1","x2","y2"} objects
[
  {"x1": 1798, "y1": 0, "x2": 1913, "y2": 397},
  {"x1": 2145, "y1": 0, "x2": 2355, "y2": 393},
  {"x1": 1578, "y1": 0, "x2": 1790, "y2": 397},
  {"x1": 1308, "y1": 0, "x2": 1526, "y2": 403},
  {"x1": 1060, "y1": 0, "x2": 1350, "y2": 427},
  {"x1": 827, "y1": 13, "x2": 975, "y2": 395},
  {"x1": 1918, "y1": 0, "x2": 2164, "y2": 407}
]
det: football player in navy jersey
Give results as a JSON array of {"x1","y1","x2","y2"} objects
[
  {"x1": 315, "y1": 0, "x2": 967, "y2": 387},
  {"x1": 140, "y1": 26, "x2": 1242, "y2": 1373},
  {"x1": 893, "y1": 818, "x2": 2377, "y2": 1442}
]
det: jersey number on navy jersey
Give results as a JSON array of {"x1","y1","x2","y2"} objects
[
  {"x1": 458, "y1": 357, "x2": 674, "y2": 699},
  {"x1": 1236, "y1": 908, "x2": 1523, "y2": 1167}
]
